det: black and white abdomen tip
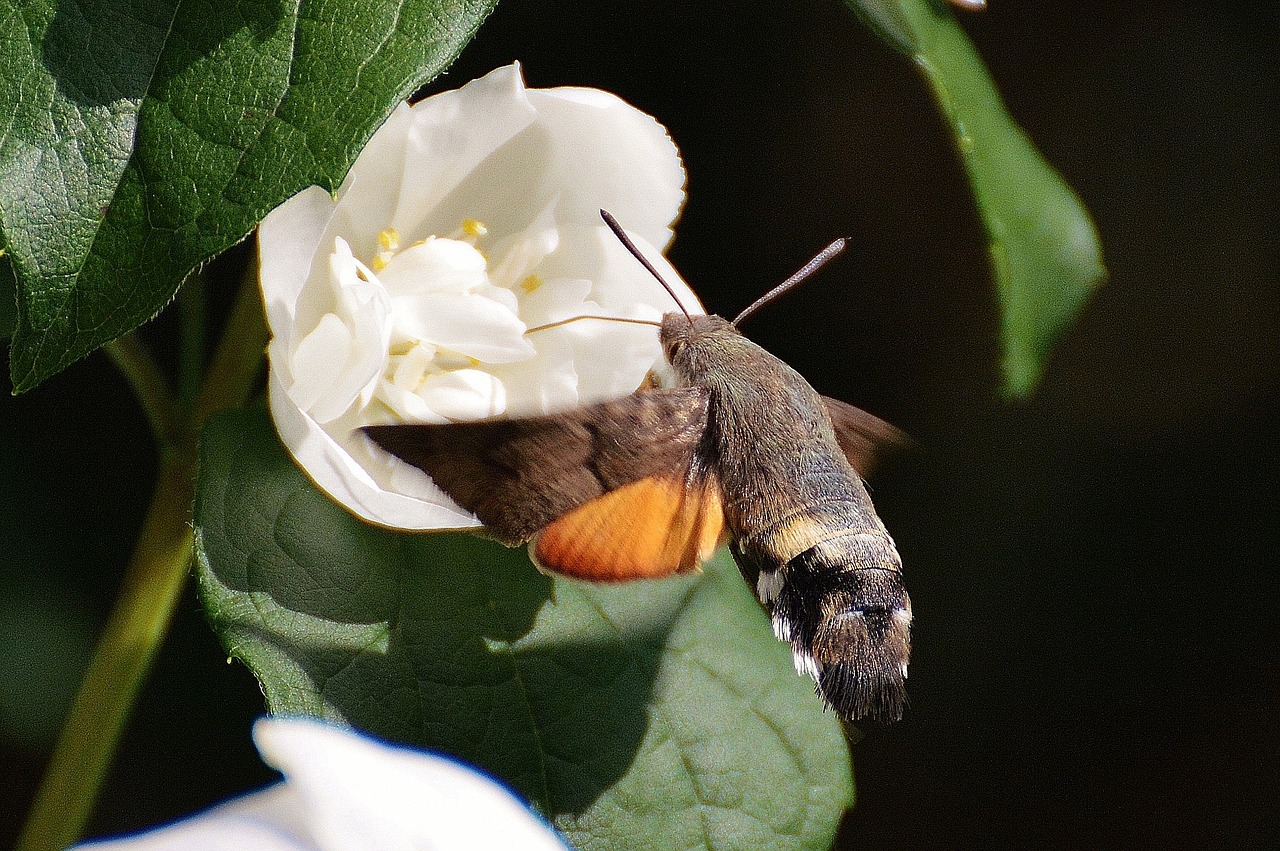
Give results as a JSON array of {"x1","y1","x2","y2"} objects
[{"x1": 735, "y1": 533, "x2": 912, "y2": 723}]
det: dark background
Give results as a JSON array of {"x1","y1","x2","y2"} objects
[{"x1": 4, "y1": 1, "x2": 1278, "y2": 848}]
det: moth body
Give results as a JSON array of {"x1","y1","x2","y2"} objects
[
  {"x1": 662, "y1": 314, "x2": 911, "y2": 722},
  {"x1": 363, "y1": 221, "x2": 912, "y2": 722}
]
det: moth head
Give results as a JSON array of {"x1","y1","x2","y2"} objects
[{"x1": 659, "y1": 312, "x2": 735, "y2": 370}]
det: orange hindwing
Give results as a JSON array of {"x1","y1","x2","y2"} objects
[{"x1": 531, "y1": 474, "x2": 725, "y2": 581}]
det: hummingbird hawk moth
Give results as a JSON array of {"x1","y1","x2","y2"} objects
[{"x1": 364, "y1": 211, "x2": 911, "y2": 722}]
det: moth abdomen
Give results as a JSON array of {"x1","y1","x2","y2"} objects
[{"x1": 733, "y1": 528, "x2": 912, "y2": 723}]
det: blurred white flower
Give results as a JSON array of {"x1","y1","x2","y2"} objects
[
  {"x1": 260, "y1": 63, "x2": 699, "y2": 530},
  {"x1": 76, "y1": 717, "x2": 570, "y2": 851}
]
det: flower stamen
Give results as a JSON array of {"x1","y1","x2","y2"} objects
[
  {"x1": 447, "y1": 218, "x2": 490, "y2": 247},
  {"x1": 372, "y1": 228, "x2": 402, "y2": 271}
]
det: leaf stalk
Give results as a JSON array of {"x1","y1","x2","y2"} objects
[{"x1": 17, "y1": 253, "x2": 267, "y2": 851}]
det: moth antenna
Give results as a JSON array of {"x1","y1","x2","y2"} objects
[
  {"x1": 525, "y1": 314, "x2": 662, "y2": 335},
  {"x1": 600, "y1": 209, "x2": 693, "y2": 325},
  {"x1": 732, "y1": 237, "x2": 848, "y2": 327}
]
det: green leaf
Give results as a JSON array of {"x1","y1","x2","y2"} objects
[
  {"x1": 0, "y1": 0, "x2": 497, "y2": 392},
  {"x1": 194, "y1": 409, "x2": 854, "y2": 850},
  {"x1": 847, "y1": 0, "x2": 1107, "y2": 397}
]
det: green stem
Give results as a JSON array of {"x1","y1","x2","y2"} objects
[
  {"x1": 17, "y1": 253, "x2": 267, "y2": 851},
  {"x1": 14, "y1": 448, "x2": 197, "y2": 851},
  {"x1": 103, "y1": 335, "x2": 181, "y2": 446},
  {"x1": 193, "y1": 250, "x2": 266, "y2": 427},
  {"x1": 178, "y1": 268, "x2": 208, "y2": 407}
]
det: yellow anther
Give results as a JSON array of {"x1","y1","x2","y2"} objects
[
  {"x1": 371, "y1": 255, "x2": 388, "y2": 272},
  {"x1": 378, "y1": 228, "x2": 400, "y2": 251},
  {"x1": 461, "y1": 218, "x2": 488, "y2": 238},
  {"x1": 520, "y1": 274, "x2": 544, "y2": 294}
]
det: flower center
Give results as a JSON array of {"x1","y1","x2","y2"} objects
[
  {"x1": 357, "y1": 217, "x2": 537, "y2": 423},
  {"x1": 370, "y1": 218, "x2": 491, "y2": 272}
]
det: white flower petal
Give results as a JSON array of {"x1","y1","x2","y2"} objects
[
  {"x1": 487, "y1": 203, "x2": 561, "y2": 290},
  {"x1": 74, "y1": 720, "x2": 570, "y2": 851},
  {"x1": 548, "y1": 318, "x2": 663, "y2": 405},
  {"x1": 374, "y1": 380, "x2": 444, "y2": 424},
  {"x1": 475, "y1": 282, "x2": 520, "y2": 314},
  {"x1": 269, "y1": 375, "x2": 480, "y2": 530},
  {"x1": 391, "y1": 292, "x2": 535, "y2": 363},
  {"x1": 488, "y1": 330, "x2": 580, "y2": 415},
  {"x1": 541, "y1": 223, "x2": 700, "y2": 317},
  {"x1": 391, "y1": 64, "x2": 539, "y2": 241},
  {"x1": 418, "y1": 369, "x2": 507, "y2": 420},
  {"x1": 287, "y1": 313, "x2": 356, "y2": 415},
  {"x1": 389, "y1": 343, "x2": 438, "y2": 389},
  {"x1": 526, "y1": 85, "x2": 686, "y2": 250},
  {"x1": 75, "y1": 785, "x2": 314, "y2": 851},
  {"x1": 323, "y1": 103, "x2": 418, "y2": 262},
  {"x1": 254, "y1": 718, "x2": 569, "y2": 851},
  {"x1": 517, "y1": 277, "x2": 594, "y2": 328},
  {"x1": 284, "y1": 241, "x2": 391, "y2": 423},
  {"x1": 376, "y1": 238, "x2": 488, "y2": 296},
  {"x1": 259, "y1": 186, "x2": 338, "y2": 336}
]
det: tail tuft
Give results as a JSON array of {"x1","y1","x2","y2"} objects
[{"x1": 738, "y1": 538, "x2": 912, "y2": 722}]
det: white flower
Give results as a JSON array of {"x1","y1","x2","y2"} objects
[
  {"x1": 75, "y1": 717, "x2": 570, "y2": 851},
  {"x1": 260, "y1": 63, "x2": 699, "y2": 530}
]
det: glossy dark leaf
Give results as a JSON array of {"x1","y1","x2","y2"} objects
[{"x1": 0, "y1": 0, "x2": 496, "y2": 391}]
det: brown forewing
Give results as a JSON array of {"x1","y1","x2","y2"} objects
[
  {"x1": 820, "y1": 396, "x2": 910, "y2": 478},
  {"x1": 362, "y1": 386, "x2": 711, "y2": 545}
]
